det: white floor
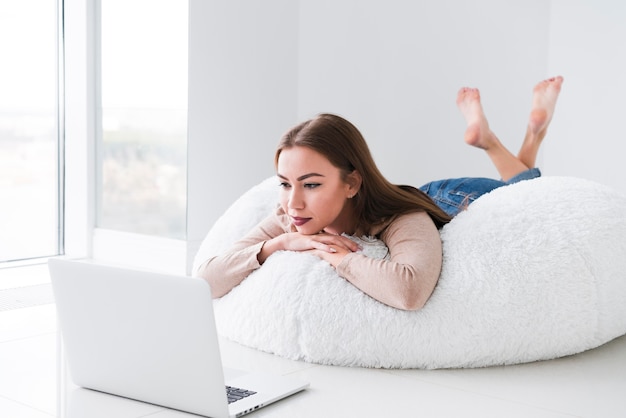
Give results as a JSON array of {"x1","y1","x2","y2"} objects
[{"x1": 1, "y1": 265, "x2": 626, "y2": 418}]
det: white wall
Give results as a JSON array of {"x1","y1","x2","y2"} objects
[
  {"x1": 188, "y1": 0, "x2": 551, "y2": 241},
  {"x1": 545, "y1": 0, "x2": 626, "y2": 193},
  {"x1": 187, "y1": 0, "x2": 299, "y2": 269},
  {"x1": 295, "y1": 0, "x2": 551, "y2": 185},
  {"x1": 187, "y1": 0, "x2": 626, "y2": 272}
]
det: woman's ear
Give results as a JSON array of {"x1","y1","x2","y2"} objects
[{"x1": 346, "y1": 170, "x2": 362, "y2": 198}]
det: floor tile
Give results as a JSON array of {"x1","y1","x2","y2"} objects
[
  {"x1": 387, "y1": 335, "x2": 626, "y2": 418},
  {"x1": 0, "y1": 332, "x2": 57, "y2": 415},
  {"x1": 0, "y1": 304, "x2": 57, "y2": 343},
  {"x1": 2, "y1": 283, "x2": 624, "y2": 418},
  {"x1": 219, "y1": 336, "x2": 318, "y2": 376},
  {"x1": 246, "y1": 364, "x2": 576, "y2": 418},
  {"x1": 61, "y1": 386, "x2": 165, "y2": 418},
  {"x1": 0, "y1": 396, "x2": 54, "y2": 418}
]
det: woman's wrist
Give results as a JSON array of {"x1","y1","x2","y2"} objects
[{"x1": 258, "y1": 235, "x2": 283, "y2": 264}]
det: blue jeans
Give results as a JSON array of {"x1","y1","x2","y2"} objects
[{"x1": 418, "y1": 168, "x2": 541, "y2": 217}]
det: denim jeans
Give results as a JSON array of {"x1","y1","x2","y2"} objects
[{"x1": 418, "y1": 168, "x2": 541, "y2": 217}]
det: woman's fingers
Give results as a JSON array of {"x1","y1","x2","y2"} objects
[
  {"x1": 312, "y1": 234, "x2": 360, "y2": 253},
  {"x1": 281, "y1": 232, "x2": 360, "y2": 253},
  {"x1": 316, "y1": 242, "x2": 338, "y2": 253}
]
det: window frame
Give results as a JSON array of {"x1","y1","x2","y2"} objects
[
  {"x1": 89, "y1": 0, "x2": 189, "y2": 274},
  {"x1": 0, "y1": 0, "x2": 66, "y2": 268}
]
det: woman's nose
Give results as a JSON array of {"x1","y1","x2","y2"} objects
[{"x1": 288, "y1": 189, "x2": 304, "y2": 209}]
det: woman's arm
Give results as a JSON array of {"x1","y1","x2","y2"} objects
[
  {"x1": 196, "y1": 211, "x2": 287, "y2": 298},
  {"x1": 197, "y1": 208, "x2": 361, "y2": 298},
  {"x1": 333, "y1": 212, "x2": 443, "y2": 311}
]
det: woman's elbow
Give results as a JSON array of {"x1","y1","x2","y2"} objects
[
  {"x1": 395, "y1": 291, "x2": 428, "y2": 311},
  {"x1": 394, "y1": 274, "x2": 437, "y2": 311}
]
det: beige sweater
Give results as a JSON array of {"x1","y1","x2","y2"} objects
[{"x1": 197, "y1": 207, "x2": 443, "y2": 310}]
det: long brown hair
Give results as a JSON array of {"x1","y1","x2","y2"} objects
[{"x1": 275, "y1": 113, "x2": 451, "y2": 231}]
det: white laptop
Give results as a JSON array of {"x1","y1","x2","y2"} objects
[{"x1": 49, "y1": 258, "x2": 309, "y2": 418}]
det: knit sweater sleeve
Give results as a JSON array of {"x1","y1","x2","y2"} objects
[
  {"x1": 197, "y1": 207, "x2": 289, "y2": 298},
  {"x1": 335, "y1": 211, "x2": 443, "y2": 310}
]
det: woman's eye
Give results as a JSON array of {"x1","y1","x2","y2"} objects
[
  {"x1": 304, "y1": 183, "x2": 320, "y2": 189},
  {"x1": 279, "y1": 182, "x2": 291, "y2": 189}
]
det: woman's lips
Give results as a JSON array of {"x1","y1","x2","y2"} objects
[{"x1": 291, "y1": 216, "x2": 311, "y2": 227}]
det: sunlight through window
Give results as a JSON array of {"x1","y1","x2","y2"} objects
[{"x1": 98, "y1": 0, "x2": 188, "y2": 239}]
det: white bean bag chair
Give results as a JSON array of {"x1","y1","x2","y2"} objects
[{"x1": 193, "y1": 176, "x2": 626, "y2": 369}]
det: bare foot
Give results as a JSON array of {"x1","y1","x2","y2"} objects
[
  {"x1": 456, "y1": 87, "x2": 496, "y2": 150},
  {"x1": 517, "y1": 76, "x2": 564, "y2": 168},
  {"x1": 528, "y1": 76, "x2": 564, "y2": 136}
]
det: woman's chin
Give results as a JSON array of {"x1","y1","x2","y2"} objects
[{"x1": 295, "y1": 225, "x2": 319, "y2": 235}]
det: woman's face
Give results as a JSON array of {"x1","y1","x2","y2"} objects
[{"x1": 277, "y1": 146, "x2": 359, "y2": 235}]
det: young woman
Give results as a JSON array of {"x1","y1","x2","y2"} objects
[{"x1": 197, "y1": 76, "x2": 564, "y2": 311}]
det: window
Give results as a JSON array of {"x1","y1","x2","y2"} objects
[
  {"x1": 0, "y1": 1, "x2": 62, "y2": 263},
  {"x1": 97, "y1": 0, "x2": 188, "y2": 240}
]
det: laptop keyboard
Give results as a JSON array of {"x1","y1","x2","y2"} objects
[{"x1": 226, "y1": 385, "x2": 257, "y2": 404}]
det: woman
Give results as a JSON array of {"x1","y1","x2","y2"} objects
[{"x1": 198, "y1": 76, "x2": 564, "y2": 311}]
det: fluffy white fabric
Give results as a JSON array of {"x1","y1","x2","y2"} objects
[{"x1": 193, "y1": 176, "x2": 626, "y2": 369}]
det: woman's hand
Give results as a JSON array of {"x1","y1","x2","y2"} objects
[
  {"x1": 306, "y1": 244, "x2": 353, "y2": 268},
  {"x1": 258, "y1": 232, "x2": 359, "y2": 265},
  {"x1": 283, "y1": 232, "x2": 358, "y2": 253}
]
